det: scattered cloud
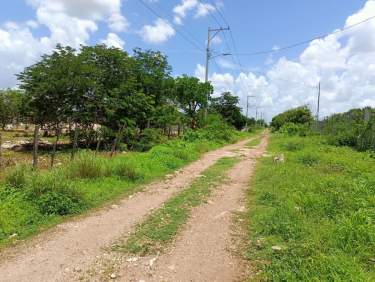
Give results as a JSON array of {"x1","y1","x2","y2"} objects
[
  {"x1": 195, "y1": 2, "x2": 215, "y2": 18},
  {"x1": 173, "y1": 0, "x2": 215, "y2": 24},
  {"x1": 140, "y1": 18, "x2": 175, "y2": 44},
  {"x1": 196, "y1": 0, "x2": 375, "y2": 121},
  {"x1": 101, "y1": 33, "x2": 125, "y2": 49},
  {"x1": 0, "y1": 0, "x2": 129, "y2": 87}
]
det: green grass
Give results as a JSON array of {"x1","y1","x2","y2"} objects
[
  {"x1": 114, "y1": 157, "x2": 239, "y2": 255},
  {"x1": 0, "y1": 130, "x2": 249, "y2": 249},
  {"x1": 246, "y1": 137, "x2": 262, "y2": 148},
  {"x1": 245, "y1": 134, "x2": 375, "y2": 281}
]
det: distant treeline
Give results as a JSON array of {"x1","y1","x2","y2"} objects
[
  {"x1": 320, "y1": 107, "x2": 375, "y2": 152},
  {"x1": 271, "y1": 106, "x2": 375, "y2": 152},
  {"x1": 0, "y1": 44, "x2": 257, "y2": 158}
]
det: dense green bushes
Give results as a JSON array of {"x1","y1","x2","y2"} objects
[
  {"x1": 271, "y1": 106, "x2": 313, "y2": 131},
  {"x1": 321, "y1": 107, "x2": 375, "y2": 151}
]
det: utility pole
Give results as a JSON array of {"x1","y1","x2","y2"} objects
[
  {"x1": 204, "y1": 26, "x2": 230, "y2": 118},
  {"x1": 316, "y1": 82, "x2": 321, "y2": 121},
  {"x1": 246, "y1": 95, "x2": 255, "y2": 129}
]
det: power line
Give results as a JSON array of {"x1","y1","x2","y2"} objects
[
  {"x1": 137, "y1": 0, "x2": 205, "y2": 52},
  {"x1": 232, "y1": 15, "x2": 375, "y2": 56}
]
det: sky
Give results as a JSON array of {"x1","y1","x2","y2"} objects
[{"x1": 0, "y1": 0, "x2": 374, "y2": 120}]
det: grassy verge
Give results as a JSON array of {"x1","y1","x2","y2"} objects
[
  {"x1": 246, "y1": 137, "x2": 262, "y2": 148},
  {"x1": 245, "y1": 134, "x2": 375, "y2": 281},
  {"x1": 0, "y1": 130, "x2": 249, "y2": 249},
  {"x1": 114, "y1": 157, "x2": 239, "y2": 255}
]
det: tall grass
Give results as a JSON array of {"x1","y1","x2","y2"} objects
[
  {"x1": 246, "y1": 134, "x2": 375, "y2": 281},
  {"x1": 0, "y1": 129, "x2": 249, "y2": 248}
]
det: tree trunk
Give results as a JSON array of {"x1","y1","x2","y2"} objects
[
  {"x1": 33, "y1": 125, "x2": 40, "y2": 170},
  {"x1": 191, "y1": 118, "x2": 196, "y2": 129},
  {"x1": 95, "y1": 131, "x2": 102, "y2": 155},
  {"x1": 168, "y1": 126, "x2": 172, "y2": 138},
  {"x1": 177, "y1": 123, "x2": 181, "y2": 137},
  {"x1": 71, "y1": 125, "x2": 79, "y2": 161},
  {"x1": 50, "y1": 126, "x2": 61, "y2": 168},
  {"x1": 110, "y1": 125, "x2": 125, "y2": 157}
]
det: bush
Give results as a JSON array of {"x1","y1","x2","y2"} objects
[
  {"x1": 111, "y1": 160, "x2": 144, "y2": 181},
  {"x1": 26, "y1": 173, "x2": 86, "y2": 215},
  {"x1": 271, "y1": 106, "x2": 313, "y2": 131},
  {"x1": 131, "y1": 128, "x2": 165, "y2": 152},
  {"x1": 184, "y1": 114, "x2": 239, "y2": 143},
  {"x1": 279, "y1": 122, "x2": 310, "y2": 136},
  {"x1": 298, "y1": 153, "x2": 320, "y2": 166},
  {"x1": 283, "y1": 141, "x2": 305, "y2": 152}
]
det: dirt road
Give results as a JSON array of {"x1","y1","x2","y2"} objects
[
  {"x1": 99, "y1": 134, "x2": 268, "y2": 282},
  {"x1": 0, "y1": 135, "x2": 266, "y2": 282}
]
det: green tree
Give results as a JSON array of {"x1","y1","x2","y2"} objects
[
  {"x1": 0, "y1": 89, "x2": 24, "y2": 129},
  {"x1": 271, "y1": 106, "x2": 313, "y2": 131},
  {"x1": 211, "y1": 91, "x2": 247, "y2": 130},
  {"x1": 174, "y1": 76, "x2": 213, "y2": 129}
]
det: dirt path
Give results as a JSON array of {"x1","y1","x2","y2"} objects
[
  {"x1": 87, "y1": 133, "x2": 268, "y2": 282},
  {"x1": 0, "y1": 137, "x2": 260, "y2": 282}
]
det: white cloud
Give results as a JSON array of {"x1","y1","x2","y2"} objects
[
  {"x1": 173, "y1": 0, "x2": 215, "y2": 24},
  {"x1": 0, "y1": 0, "x2": 129, "y2": 88},
  {"x1": 140, "y1": 18, "x2": 175, "y2": 44},
  {"x1": 196, "y1": 0, "x2": 375, "y2": 121},
  {"x1": 101, "y1": 33, "x2": 125, "y2": 49},
  {"x1": 211, "y1": 35, "x2": 222, "y2": 45},
  {"x1": 0, "y1": 24, "x2": 50, "y2": 87},
  {"x1": 195, "y1": 2, "x2": 215, "y2": 18}
]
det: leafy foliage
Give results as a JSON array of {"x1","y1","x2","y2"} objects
[
  {"x1": 271, "y1": 106, "x2": 313, "y2": 131},
  {"x1": 210, "y1": 91, "x2": 247, "y2": 130},
  {"x1": 321, "y1": 107, "x2": 375, "y2": 151}
]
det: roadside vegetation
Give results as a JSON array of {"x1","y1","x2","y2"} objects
[
  {"x1": 245, "y1": 106, "x2": 375, "y2": 281},
  {"x1": 115, "y1": 157, "x2": 239, "y2": 255},
  {"x1": 0, "y1": 43, "x2": 265, "y2": 248},
  {"x1": 0, "y1": 117, "x2": 249, "y2": 248},
  {"x1": 0, "y1": 44, "x2": 262, "y2": 171}
]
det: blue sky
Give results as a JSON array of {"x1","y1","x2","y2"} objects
[{"x1": 0, "y1": 0, "x2": 374, "y2": 119}]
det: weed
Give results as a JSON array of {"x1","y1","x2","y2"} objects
[
  {"x1": 0, "y1": 128, "x2": 253, "y2": 249},
  {"x1": 67, "y1": 151, "x2": 106, "y2": 179},
  {"x1": 245, "y1": 134, "x2": 375, "y2": 281},
  {"x1": 4, "y1": 164, "x2": 32, "y2": 189}
]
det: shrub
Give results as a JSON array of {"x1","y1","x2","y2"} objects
[
  {"x1": 298, "y1": 153, "x2": 320, "y2": 166},
  {"x1": 132, "y1": 128, "x2": 165, "y2": 152},
  {"x1": 26, "y1": 173, "x2": 86, "y2": 215},
  {"x1": 111, "y1": 161, "x2": 144, "y2": 182},
  {"x1": 283, "y1": 141, "x2": 304, "y2": 151},
  {"x1": 271, "y1": 106, "x2": 313, "y2": 131},
  {"x1": 279, "y1": 122, "x2": 310, "y2": 136}
]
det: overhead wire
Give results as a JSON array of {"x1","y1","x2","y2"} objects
[
  {"x1": 232, "y1": 15, "x2": 375, "y2": 56},
  {"x1": 137, "y1": 0, "x2": 205, "y2": 53}
]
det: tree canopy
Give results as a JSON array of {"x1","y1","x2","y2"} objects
[{"x1": 271, "y1": 106, "x2": 313, "y2": 130}]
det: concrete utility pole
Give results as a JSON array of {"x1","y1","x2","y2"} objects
[
  {"x1": 246, "y1": 95, "x2": 255, "y2": 129},
  {"x1": 204, "y1": 26, "x2": 230, "y2": 118},
  {"x1": 316, "y1": 82, "x2": 321, "y2": 121}
]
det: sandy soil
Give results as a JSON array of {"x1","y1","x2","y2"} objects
[{"x1": 0, "y1": 137, "x2": 260, "y2": 282}]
